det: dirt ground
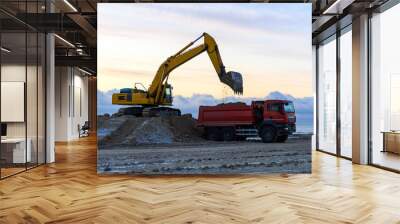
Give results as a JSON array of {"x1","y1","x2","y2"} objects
[
  {"x1": 97, "y1": 114, "x2": 311, "y2": 174},
  {"x1": 97, "y1": 135, "x2": 311, "y2": 174}
]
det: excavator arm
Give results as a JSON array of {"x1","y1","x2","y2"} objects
[{"x1": 148, "y1": 33, "x2": 243, "y2": 104}]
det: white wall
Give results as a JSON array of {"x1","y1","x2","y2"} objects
[
  {"x1": 55, "y1": 67, "x2": 89, "y2": 141},
  {"x1": 1, "y1": 65, "x2": 26, "y2": 140},
  {"x1": 55, "y1": 67, "x2": 69, "y2": 141},
  {"x1": 1, "y1": 65, "x2": 40, "y2": 138},
  {"x1": 72, "y1": 73, "x2": 89, "y2": 138},
  {"x1": 1, "y1": 63, "x2": 46, "y2": 164}
]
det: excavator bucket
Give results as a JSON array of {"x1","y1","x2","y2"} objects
[{"x1": 220, "y1": 71, "x2": 243, "y2": 95}]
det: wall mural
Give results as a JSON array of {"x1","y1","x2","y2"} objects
[{"x1": 97, "y1": 3, "x2": 313, "y2": 174}]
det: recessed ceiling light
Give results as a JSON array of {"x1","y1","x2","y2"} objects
[
  {"x1": 323, "y1": 0, "x2": 354, "y2": 15},
  {"x1": 63, "y1": 0, "x2": 78, "y2": 12},
  {"x1": 78, "y1": 67, "x2": 93, "y2": 76},
  {"x1": 54, "y1": 34, "x2": 75, "y2": 48},
  {"x1": 1, "y1": 47, "x2": 11, "y2": 53}
]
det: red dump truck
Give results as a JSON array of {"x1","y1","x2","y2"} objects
[{"x1": 197, "y1": 100, "x2": 296, "y2": 143}]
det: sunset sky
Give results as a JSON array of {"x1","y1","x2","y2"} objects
[{"x1": 98, "y1": 3, "x2": 312, "y2": 99}]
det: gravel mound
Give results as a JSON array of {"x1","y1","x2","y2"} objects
[
  {"x1": 98, "y1": 114, "x2": 203, "y2": 148},
  {"x1": 124, "y1": 117, "x2": 174, "y2": 144}
]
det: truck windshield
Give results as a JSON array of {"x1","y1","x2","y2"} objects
[{"x1": 283, "y1": 102, "x2": 295, "y2": 113}]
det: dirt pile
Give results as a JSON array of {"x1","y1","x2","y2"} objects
[
  {"x1": 168, "y1": 114, "x2": 203, "y2": 142},
  {"x1": 98, "y1": 114, "x2": 204, "y2": 147}
]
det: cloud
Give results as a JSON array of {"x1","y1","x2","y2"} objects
[
  {"x1": 97, "y1": 89, "x2": 125, "y2": 115},
  {"x1": 97, "y1": 90, "x2": 314, "y2": 133}
]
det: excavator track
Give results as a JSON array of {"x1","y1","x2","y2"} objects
[
  {"x1": 142, "y1": 107, "x2": 181, "y2": 117},
  {"x1": 118, "y1": 107, "x2": 144, "y2": 117},
  {"x1": 119, "y1": 106, "x2": 181, "y2": 117}
]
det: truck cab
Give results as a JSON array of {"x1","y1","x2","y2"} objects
[{"x1": 251, "y1": 100, "x2": 296, "y2": 142}]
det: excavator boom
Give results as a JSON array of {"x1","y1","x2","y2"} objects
[
  {"x1": 112, "y1": 33, "x2": 243, "y2": 116},
  {"x1": 149, "y1": 32, "x2": 243, "y2": 101}
]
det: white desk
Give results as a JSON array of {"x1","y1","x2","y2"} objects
[{"x1": 1, "y1": 138, "x2": 31, "y2": 163}]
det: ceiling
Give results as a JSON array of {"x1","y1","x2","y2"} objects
[{"x1": 0, "y1": 0, "x2": 394, "y2": 75}]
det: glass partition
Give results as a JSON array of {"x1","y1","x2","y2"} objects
[
  {"x1": 27, "y1": 30, "x2": 38, "y2": 169},
  {"x1": 339, "y1": 28, "x2": 352, "y2": 158},
  {"x1": 371, "y1": 4, "x2": 400, "y2": 171},
  {"x1": 26, "y1": 0, "x2": 43, "y2": 170},
  {"x1": 0, "y1": 3, "x2": 46, "y2": 179},
  {"x1": 1, "y1": 31, "x2": 28, "y2": 177},
  {"x1": 38, "y1": 32, "x2": 46, "y2": 165},
  {"x1": 317, "y1": 36, "x2": 337, "y2": 154}
]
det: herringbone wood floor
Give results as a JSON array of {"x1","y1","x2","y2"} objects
[{"x1": 1, "y1": 136, "x2": 400, "y2": 224}]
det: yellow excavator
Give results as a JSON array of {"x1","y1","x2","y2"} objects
[{"x1": 112, "y1": 32, "x2": 243, "y2": 117}]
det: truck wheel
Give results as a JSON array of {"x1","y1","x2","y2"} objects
[
  {"x1": 260, "y1": 126, "x2": 276, "y2": 143},
  {"x1": 276, "y1": 135, "x2": 288, "y2": 143},
  {"x1": 235, "y1": 136, "x2": 247, "y2": 141},
  {"x1": 222, "y1": 127, "x2": 235, "y2": 141},
  {"x1": 206, "y1": 127, "x2": 221, "y2": 141}
]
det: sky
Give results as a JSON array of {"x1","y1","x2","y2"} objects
[{"x1": 97, "y1": 3, "x2": 312, "y2": 99}]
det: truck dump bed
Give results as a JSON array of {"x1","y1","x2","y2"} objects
[{"x1": 197, "y1": 102, "x2": 255, "y2": 126}]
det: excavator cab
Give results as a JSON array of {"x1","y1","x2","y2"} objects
[
  {"x1": 163, "y1": 84, "x2": 173, "y2": 104},
  {"x1": 133, "y1": 83, "x2": 147, "y2": 94}
]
